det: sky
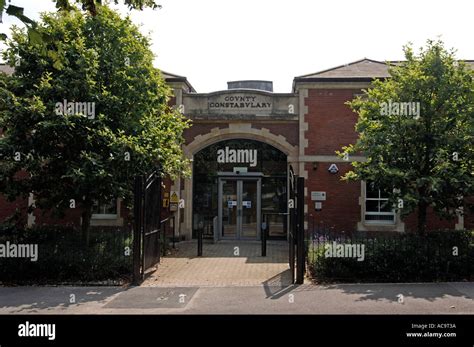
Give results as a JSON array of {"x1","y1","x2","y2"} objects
[{"x1": 1, "y1": 0, "x2": 473, "y2": 92}]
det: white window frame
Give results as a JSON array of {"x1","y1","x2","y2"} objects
[
  {"x1": 92, "y1": 199, "x2": 118, "y2": 220},
  {"x1": 364, "y1": 184, "x2": 396, "y2": 225}
]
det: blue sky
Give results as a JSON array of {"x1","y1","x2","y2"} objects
[{"x1": 1, "y1": 0, "x2": 473, "y2": 92}]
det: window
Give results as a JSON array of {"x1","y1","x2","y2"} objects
[
  {"x1": 364, "y1": 183, "x2": 395, "y2": 224},
  {"x1": 92, "y1": 199, "x2": 118, "y2": 219}
]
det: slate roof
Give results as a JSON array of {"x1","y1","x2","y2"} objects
[
  {"x1": 161, "y1": 70, "x2": 196, "y2": 93},
  {"x1": 297, "y1": 59, "x2": 392, "y2": 80},
  {"x1": 295, "y1": 58, "x2": 474, "y2": 83}
]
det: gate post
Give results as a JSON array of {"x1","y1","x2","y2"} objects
[
  {"x1": 132, "y1": 175, "x2": 143, "y2": 284},
  {"x1": 290, "y1": 197, "x2": 296, "y2": 284},
  {"x1": 296, "y1": 177, "x2": 305, "y2": 284},
  {"x1": 157, "y1": 172, "x2": 162, "y2": 261},
  {"x1": 288, "y1": 166, "x2": 296, "y2": 284}
]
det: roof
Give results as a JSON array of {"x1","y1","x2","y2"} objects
[
  {"x1": 295, "y1": 58, "x2": 474, "y2": 84},
  {"x1": 462, "y1": 60, "x2": 474, "y2": 69},
  {"x1": 297, "y1": 58, "x2": 393, "y2": 80},
  {"x1": 161, "y1": 70, "x2": 196, "y2": 92}
]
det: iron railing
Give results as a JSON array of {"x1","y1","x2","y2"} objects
[
  {"x1": 261, "y1": 212, "x2": 289, "y2": 256},
  {"x1": 306, "y1": 227, "x2": 474, "y2": 282}
]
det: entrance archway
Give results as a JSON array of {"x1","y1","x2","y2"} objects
[{"x1": 192, "y1": 139, "x2": 288, "y2": 241}]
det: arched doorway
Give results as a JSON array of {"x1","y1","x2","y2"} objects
[{"x1": 193, "y1": 139, "x2": 288, "y2": 241}]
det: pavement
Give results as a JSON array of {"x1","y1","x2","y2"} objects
[
  {"x1": 0, "y1": 282, "x2": 472, "y2": 314},
  {"x1": 0, "y1": 241, "x2": 472, "y2": 314}
]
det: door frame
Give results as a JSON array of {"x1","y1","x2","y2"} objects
[{"x1": 217, "y1": 172, "x2": 262, "y2": 241}]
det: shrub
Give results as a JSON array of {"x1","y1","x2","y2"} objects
[
  {"x1": 307, "y1": 230, "x2": 473, "y2": 283},
  {"x1": 0, "y1": 224, "x2": 133, "y2": 284}
]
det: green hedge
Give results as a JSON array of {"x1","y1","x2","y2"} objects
[
  {"x1": 307, "y1": 230, "x2": 474, "y2": 283},
  {"x1": 0, "y1": 224, "x2": 133, "y2": 284}
]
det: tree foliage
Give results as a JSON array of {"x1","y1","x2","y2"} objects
[
  {"x1": 342, "y1": 40, "x2": 474, "y2": 233},
  {"x1": 0, "y1": 0, "x2": 160, "y2": 42},
  {"x1": 0, "y1": 6, "x2": 189, "y2": 231}
]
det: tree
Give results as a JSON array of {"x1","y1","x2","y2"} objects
[
  {"x1": 0, "y1": 6, "x2": 190, "y2": 236},
  {"x1": 1, "y1": 0, "x2": 160, "y2": 24},
  {"x1": 341, "y1": 40, "x2": 474, "y2": 234},
  {"x1": 1, "y1": 0, "x2": 160, "y2": 42}
]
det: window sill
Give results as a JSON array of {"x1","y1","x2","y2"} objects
[
  {"x1": 90, "y1": 216, "x2": 124, "y2": 227},
  {"x1": 357, "y1": 221, "x2": 404, "y2": 232},
  {"x1": 92, "y1": 214, "x2": 118, "y2": 220},
  {"x1": 363, "y1": 221, "x2": 396, "y2": 226}
]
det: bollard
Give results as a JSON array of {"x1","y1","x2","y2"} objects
[
  {"x1": 197, "y1": 222, "x2": 203, "y2": 256},
  {"x1": 172, "y1": 216, "x2": 176, "y2": 249}
]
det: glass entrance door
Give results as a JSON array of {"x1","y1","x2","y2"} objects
[
  {"x1": 241, "y1": 180, "x2": 258, "y2": 238},
  {"x1": 221, "y1": 180, "x2": 238, "y2": 238},
  {"x1": 218, "y1": 178, "x2": 261, "y2": 240}
]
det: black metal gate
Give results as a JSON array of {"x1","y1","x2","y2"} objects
[
  {"x1": 133, "y1": 170, "x2": 162, "y2": 283},
  {"x1": 288, "y1": 165, "x2": 305, "y2": 284}
]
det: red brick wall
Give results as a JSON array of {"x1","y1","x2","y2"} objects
[
  {"x1": 0, "y1": 170, "x2": 29, "y2": 225},
  {"x1": 305, "y1": 162, "x2": 360, "y2": 234},
  {"x1": 304, "y1": 89, "x2": 359, "y2": 156},
  {"x1": 0, "y1": 195, "x2": 28, "y2": 225},
  {"x1": 402, "y1": 208, "x2": 455, "y2": 232},
  {"x1": 464, "y1": 197, "x2": 474, "y2": 230},
  {"x1": 33, "y1": 208, "x2": 82, "y2": 226},
  {"x1": 304, "y1": 89, "x2": 361, "y2": 233}
]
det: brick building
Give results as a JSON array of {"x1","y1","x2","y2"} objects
[{"x1": 1, "y1": 59, "x2": 472, "y2": 239}]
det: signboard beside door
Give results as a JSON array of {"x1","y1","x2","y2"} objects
[
  {"x1": 170, "y1": 191, "x2": 179, "y2": 211},
  {"x1": 311, "y1": 191, "x2": 326, "y2": 201}
]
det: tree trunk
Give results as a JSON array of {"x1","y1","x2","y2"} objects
[
  {"x1": 81, "y1": 204, "x2": 92, "y2": 245},
  {"x1": 417, "y1": 200, "x2": 428, "y2": 235}
]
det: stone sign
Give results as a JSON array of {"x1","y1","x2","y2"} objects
[
  {"x1": 182, "y1": 91, "x2": 299, "y2": 119},
  {"x1": 208, "y1": 95, "x2": 271, "y2": 109}
]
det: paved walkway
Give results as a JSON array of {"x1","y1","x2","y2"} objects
[{"x1": 142, "y1": 240, "x2": 293, "y2": 287}]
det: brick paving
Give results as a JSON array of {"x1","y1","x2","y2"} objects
[{"x1": 141, "y1": 240, "x2": 292, "y2": 287}]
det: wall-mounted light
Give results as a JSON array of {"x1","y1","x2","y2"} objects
[{"x1": 312, "y1": 162, "x2": 318, "y2": 171}]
